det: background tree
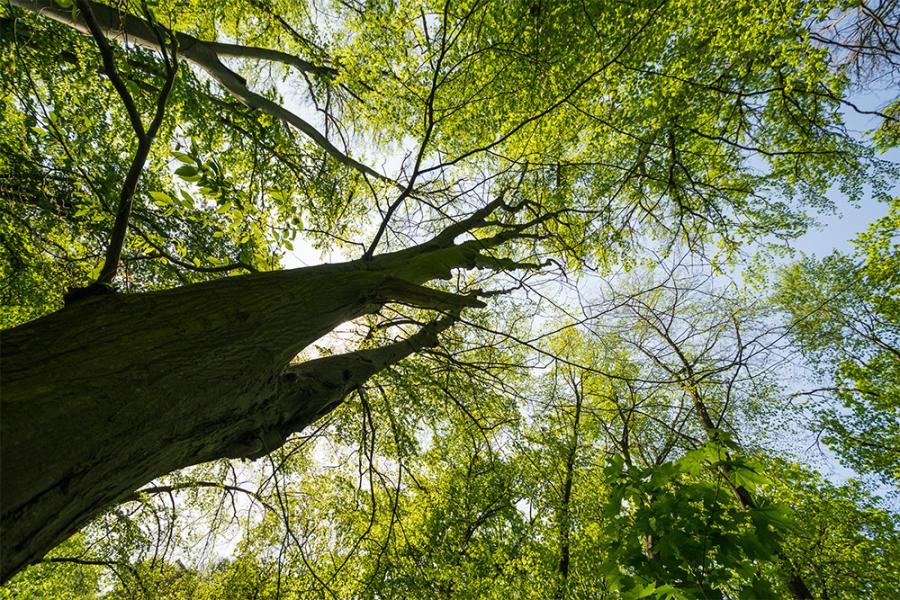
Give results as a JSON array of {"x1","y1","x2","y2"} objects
[{"x1": 774, "y1": 198, "x2": 899, "y2": 482}]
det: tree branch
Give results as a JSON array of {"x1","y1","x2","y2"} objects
[
  {"x1": 205, "y1": 41, "x2": 336, "y2": 77},
  {"x1": 72, "y1": 0, "x2": 144, "y2": 138},
  {"x1": 229, "y1": 312, "x2": 459, "y2": 459},
  {"x1": 11, "y1": 0, "x2": 386, "y2": 181},
  {"x1": 68, "y1": 0, "x2": 180, "y2": 289}
]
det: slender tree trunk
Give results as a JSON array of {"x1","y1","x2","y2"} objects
[
  {"x1": 555, "y1": 374, "x2": 582, "y2": 599},
  {"x1": 640, "y1": 317, "x2": 816, "y2": 600},
  {"x1": 680, "y1": 382, "x2": 814, "y2": 599}
]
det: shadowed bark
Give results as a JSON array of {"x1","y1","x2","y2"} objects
[{"x1": 0, "y1": 212, "x2": 522, "y2": 580}]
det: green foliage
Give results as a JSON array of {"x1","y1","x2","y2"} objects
[
  {"x1": 0, "y1": 536, "x2": 102, "y2": 599},
  {"x1": 767, "y1": 459, "x2": 900, "y2": 599},
  {"x1": 0, "y1": 1, "x2": 353, "y2": 326},
  {"x1": 335, "y1": 0, "x2": 895, "y2": 267},
  {"x1": 774, "y1": 197, "x2": 900, "y2": 482},
  {"x1": 2, "y1": 0, "x2": 898, "y2": 595},
  {"x1": 599, "y1": 448, "x2": 785, "y2": 599}
]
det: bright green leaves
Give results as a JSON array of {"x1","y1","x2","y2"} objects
[
  {"x1": 600, "y1": 447, "x2": 786, "y2": 599},
  {"x1": 0, "y1": 535, "x2": 102, "y2": 600},
  {"x1": 332, "y1": 0, "x2": 891, "y2": 270},
  {"x1": 1, "y1": 0, "x2": 356, "y2": 322},
  {"x1": 148, "y1": 190, "x2": 175, "y2": 206},
  {"x1": 4, "y1": 0, "x2": 895, "y2": 315},
  {"x1": 174, "y1": 164, "x2": 201, "y2": 181},
  {"x1": 766, "y1": 459, "x2": 900, "y2": 599}
]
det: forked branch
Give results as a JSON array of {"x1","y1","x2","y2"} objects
[{"x1": 71, "y1": 0, "x2": 179, "y2": 290}]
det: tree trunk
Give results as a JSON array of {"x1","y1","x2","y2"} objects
[
  {"x1": 555, "y1": 374, "x2": 582, "y2": 600},
  {"x1": 0, "y1": 234, "x2": 496, "y2": 581}
]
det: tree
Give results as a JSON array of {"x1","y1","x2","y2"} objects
[
  {"x1": 0, "y1": 0, "x2": 896, "y2": 587},
  {"x1": 773, "y1": 197, "x2": 900, "y2": 483}
]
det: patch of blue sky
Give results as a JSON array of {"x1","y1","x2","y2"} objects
[{"x1": 790, "y1": 89, "x2": 898, "y2": 257}]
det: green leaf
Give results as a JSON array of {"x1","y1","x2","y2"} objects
[
  {"x1": 179, "y1": 189, "x2": 195, "y2": 208},
  {"x1": 149, "y1": 191, "x2": 174, "y2": 206},
  {"x1": 172, "y1": 151, "x2": 195, "y2": 164},
  {"x1": 175, "y1": 165, "x2": 201, "y2": 181}
]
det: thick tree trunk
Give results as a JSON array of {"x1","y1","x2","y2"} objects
[{"x1": 0, "y1": 234, "x2": 496, "y2": 581}]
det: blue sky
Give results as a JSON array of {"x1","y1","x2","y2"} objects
[{"x1": 790, "y1": 89, "x2": 899, "y2": 257}]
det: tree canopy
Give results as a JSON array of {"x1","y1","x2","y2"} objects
[{"x1": 0, "y1": 0, "x2": 898, "y2": 597}]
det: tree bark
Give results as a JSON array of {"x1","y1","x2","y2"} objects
[
  {"x1": 555, "y1": 375, "x2": 582, "y2": 600},
  {"x1": 0, "y1": 232, "x2": 500, "y2": 581}
]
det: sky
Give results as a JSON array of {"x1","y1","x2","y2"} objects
[{"x1": 790, "y1": 89, "x2": 899, "y2": 257}]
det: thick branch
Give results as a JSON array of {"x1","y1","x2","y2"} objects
[
  {"x1": 10, "y1": 0, "x2": 385, "y2": 181},
  {"x1": 205, "y1": 41, "x2": 336, "y2": 77},
  {"x1": 228, "y1": 313, "x2": 458, "y2": 459},
  {"x1": 375, "y1": 278, "x2": 485, "y2": 310}
]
